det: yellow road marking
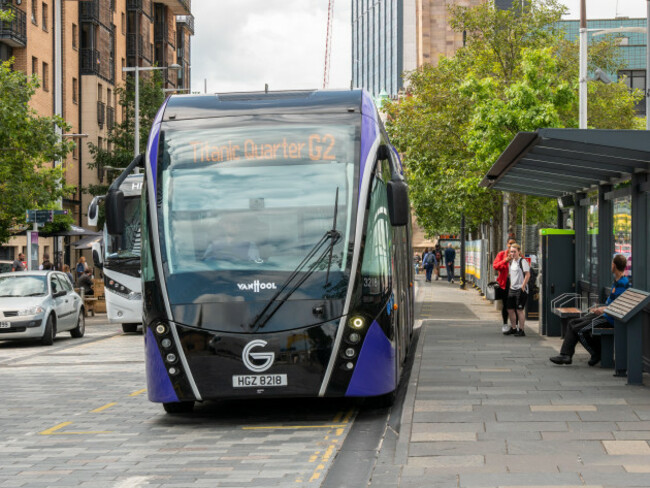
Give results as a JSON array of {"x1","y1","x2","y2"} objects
[
  {"x1": 91, "y1": 402, "x2": 117, "y2": 413},
  {"x1": 243, "y1": 424, "x2": 347, "y2": 430},
  {"x1": 332, "y1": 411, "x2": 342, "y2": 423},
  {"x1": 309, "y1": 464, "x2": 325, "y2": 482},
  {"x1": 39, "y1": 422, "x2": 72, "y2": 435},
  {"x1": 129, "y1": 389, "x2": 146, "y2": 397},
  {"x1": 39, "y1": 422, "x2": 111, "y2": 435},
  {"x1": 342, "y1": 408, "x2": 354, "y2": 423}
]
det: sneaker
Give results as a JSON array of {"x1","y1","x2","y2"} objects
[
  {"x1": 451, "y1": 279, "x2": 455, "y2": 284},
  {"x1": 501, "y1": 325, "x2": 511, "y2": 333},
  {"x1": 550, "y1": 354, "x2": 572, "y2": 365},
  {"x1": 503, "y1": 328, "x2": 517, "y2": 335},
  {"x1": 514, "y1": 329, "x2": 526, "y2": 337}
]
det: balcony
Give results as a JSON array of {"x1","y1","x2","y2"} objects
[
  {"x1": 97, "y1": 100, "x2": 105, "y2": 128},
  {"x1": 0, "y1": 5, "x2": 27, "y2": 47},
  {"x1": 176, "y1": 14, "x2": 194, "y2": 35},
  {"x1": 79, "y1": 0, "x2": 100, "y2": 24},
  {"x1": 126, "y1": 33, "x2": 142, "y2": 58},
  {"x1": 155, "y1": 0, "x2": 190, "y2": 15},
  {"x1": 81, "y1": 48, "x2": 100, "y2": 75},
  {"x1": 107, "y1": 106, "x2": 115, "y2": 130}
]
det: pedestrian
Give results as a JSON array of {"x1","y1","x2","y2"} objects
[
  {"x1": 550, "y1": 254, "x2": 630, "y2": 366},
  {"x1": 413, "y1": 253, "x2": 421, "y2": 275},
  {"x1": 422, "y1": 247, "x2": 435, "y2": 283},
  {"x1": 62, "y1": 264, "x2": 74, "y2": 285},
  {"x1": 504, "y1": 243, "x2": 529, "y2": 337},
  {"x1": 12, "y1": 253, "x2": 25, "y2": 272},
  {"x1": 444, "y1": 243, "x2": 456, "y2": 284},
  {"x1": 433, "y1": 244, "x2": 442, "y2": 281},
  {"x1": 77, "y1": 268, "x2": 94, "y2": 296},
  {"x1": 494, "y1": 238, "x2": 518, "y2": 332},
  {"x1": 75, "y1": 256, "x2": 88, "y2": 280},
  {"x1": 39, "y1": 253, "x2": 53, "y2": 270}
]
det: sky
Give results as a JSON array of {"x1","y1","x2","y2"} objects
[{"x1": 189, "y1": 1, "x2": 648, "y2": 94}]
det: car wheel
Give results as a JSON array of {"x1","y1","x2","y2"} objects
[
  {"x1": 163, "y1": 401, "x2": 195, "y2": 414},
  {"x1": 122, "y1": 323, "x2": 138, "y2": 333},
  {"x1": 70, "y1": 310, "x2": 85, "y2": 338},
  {"x1": 40, "y1": 315, "x2": 55, "y2": 346}
]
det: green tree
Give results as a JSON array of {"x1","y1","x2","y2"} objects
[
  {"x1": 86, "y1": 70, "x2": 165, "y2": 196},
  {"x1": 385, "y1": 0, "x2": 641, "y2": 238},
  {"x1": 0, "y1": 59, "x2": 75, "y2": 244}
]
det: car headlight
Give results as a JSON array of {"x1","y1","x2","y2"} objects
[{"x1": 17, "y1": 306, "x2": 44, "y2": 316}]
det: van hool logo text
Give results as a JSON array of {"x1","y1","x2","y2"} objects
[{"x1": 237, "y1": 281, "x2": 278, "y2": 293}]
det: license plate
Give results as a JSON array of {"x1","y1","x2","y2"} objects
[
  {"x1": 0, "y1": 321, "x2": 10, "y2": 328},
  {"x1": 232, "y1": 374, "x2": 288, "y2": 388}
]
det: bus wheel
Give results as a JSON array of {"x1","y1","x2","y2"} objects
[
  {"x1": 163, "y1": 401, "x2": 195, "y2": 414},
  {"x1": 122, "y1": 323, "x2": 138, "y2": 333},
  {"x1": 40, "y1": 315, "x2": 55, "y2": 346}
]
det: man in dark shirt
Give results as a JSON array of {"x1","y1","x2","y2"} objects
[
  {"x1": 12, "y1": 253, "x2": 25, "y2": 272},
  {"x1": 77, "y1": 269, "x2": 94, "y2": 296},
  {"x1": 550, "y1": 254, "x2": 630, "y2": 367},
  {"x1": 444, "y1": 244, "x2": 456, "y2": 284}
]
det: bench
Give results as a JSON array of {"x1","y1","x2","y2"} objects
[
  {"x1": 603, "y1": 288, "x2": 650, "y2": 385},
  {"x1": 591, "y1": 326, "x2": 614, "y2": 369},
  {"x1": 551, "y1": 294, "x2": 589, "y2": 338}
]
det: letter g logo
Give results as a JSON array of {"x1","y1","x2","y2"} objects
[{"x1": 242, "y1": 339, "x2": 274, "y2": 372}]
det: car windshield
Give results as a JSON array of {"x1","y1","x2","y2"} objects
[{"x1": 0, "y1": 276, "x2": 47, "y2": 297}]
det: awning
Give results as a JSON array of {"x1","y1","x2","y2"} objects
[
  {"x1": 480, "y1": 129, "x2": 650, "y2": 198},
  {"x1": 73, "y1": 235, "x2": 102, "y2": 250}
]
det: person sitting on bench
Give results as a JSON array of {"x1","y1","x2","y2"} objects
[
  {"x1": 77, "y1": 268, "x2": 95, "y2": 296},
  {"x1": 550, "y1": 254, "x2": 630, "y2": 367}
]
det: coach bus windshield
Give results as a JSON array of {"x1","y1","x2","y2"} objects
[
  {"x1": 158, "y1": 122, "x2": 357, "y2": 303},
  {"x1": 106, "y1": 195, "x2": 141, "y2": 259}
]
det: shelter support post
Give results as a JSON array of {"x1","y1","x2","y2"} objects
[
  {"x1": 631, "y1": 173, "x2": 648, "y2": 291},
  {"x1": 598, "y1": 185, "x2": 613, "y2": 301},
  {"x1": 574, "y1": 192, "x2": 587, "y2": 287}
]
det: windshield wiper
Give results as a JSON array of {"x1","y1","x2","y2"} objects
[
  {"x1": 249, "y1": 189, "x2": 342, "y2": 332},
  {"x1": 324, "y1": 187, "x2": 339, "y2": 287}
]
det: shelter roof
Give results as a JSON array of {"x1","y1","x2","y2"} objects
[{"x1": 480, "y1": 129, "x2": 650, "y2": 198}]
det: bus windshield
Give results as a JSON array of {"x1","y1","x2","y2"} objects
[
  {"x1": 158, "y1": 123, "x2": 357, "y2": 303},
  {"x1": 106, "y1": 196, "x2": 141, "y2": 259}
]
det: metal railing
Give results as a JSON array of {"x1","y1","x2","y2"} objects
[
  {"x1": 80, "y1": 48, "x2": 100, "y2": 75},
  {"x1": 97, "y1": 101, "x2": 105, "y2": 128},
  {"x1": 176, "y1": 14, "x2": 194, "y2": 34},
  {"x1": 0, "y1": 5, "x2": 27, "y2": 47},
  {"x1": 79, "y1": 0, "x2": 99, "y2": 24}
]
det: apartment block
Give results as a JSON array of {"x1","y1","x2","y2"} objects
[{"x1": 0, "y1": 0, "x2": 193, "y2": 265}]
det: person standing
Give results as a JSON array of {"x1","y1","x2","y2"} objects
[
  {"x1": 422, "y1": 247, "x2": 435, "y2": 283},
  {"x1": 62, "y1": 264, "x2": 74, "y2": 284},
  {"x1": 75, "y1": 256, "x2": 88, "y2": 280},
  {"x1": 12, "y1": 253, "x2": 25, "y2": 272},
  {"x1": 433, "y1": 244, "x2": 442, "y2": 281},
  {"x1": 39, "y1": 253, "x2": 53, "y2": 270},
  {"x1": 494, "y1": 238, "x2": 517, "y2": 331},
  {"x1": 550, "y1": 254, "x2": 630, "y2": 366},
  {"x1": 444, "y1": 243, "x2": 456, "y2": 284},
  {"x1": 77, "y1": 268, "x2": 94, "y2": 296},
  {"x1": 504, "y1": 243, "x2": 530, "y2": 337}
]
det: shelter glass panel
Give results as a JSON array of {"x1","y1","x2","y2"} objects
[
  {"x1": 613, "y1": 195, "x2": 632, "y2": 279},
  {"x1": 583, "y1": 194, "x2": 598, "y2": 286}
]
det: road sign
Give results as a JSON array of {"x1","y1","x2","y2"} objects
[{"x1": 26, "y1": 210, "x2": 68, "y2": 223}]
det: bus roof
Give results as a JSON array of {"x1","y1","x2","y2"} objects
[{"x1": 162, "y1": 89, "x2": 368, "y2": 121}]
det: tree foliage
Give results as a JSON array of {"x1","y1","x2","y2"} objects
[
  {"x1": 385, "y1": 0, "x2": 642, "y2": 238},
  {"x1": 0, "y1": 59, "x2": 75, "y2": 244},
  {"x1": 86, "y1": 70, "x2": 165, "y2": 196}
]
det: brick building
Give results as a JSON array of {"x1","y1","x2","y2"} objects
[{"x1": 0, "y1": 0, "x2": 193, "y2": 266}]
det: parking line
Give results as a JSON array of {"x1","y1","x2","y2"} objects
[
  {"x1": 129, "y1": 389, "x2": 146, "y2": 396},
  {"x1": 91, "y1": 402, "x2": 118, "y2": 413},
  {"x1": 39, "y1": 422, "x2": 72, "y2": 435},
  {"x1": 243, "y1": 424, "x2": 347, "y2": 430},
  {"x1": 39, "y1": 422, "x2": 112, "y2": 435}
]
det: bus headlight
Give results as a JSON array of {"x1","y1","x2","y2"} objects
[
  {"x1": 348, "y1": 332, "x2": 361, "y2": 344},
  {"x1": 166, "y1": 353, "x2": 177, "y2": 363},
  {"x1": 349, "y1": 316, "x2": 365, "y2": 329},
  {"x1": 344, "y1": 348, "x2": 356, "y2": 358},
  {"x1": 161, "y1": 338, "x2": 172, "y2": 348},
  {"x1": 155, "y1": 323, "x2": 167, "y2": 335}
]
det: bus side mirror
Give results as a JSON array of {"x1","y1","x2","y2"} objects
[
  {"x1": 87, "y1": 196, "x2": 101, "y2": 227},
  {"x1": 387, "y1": 179, "x2": 409, "y2": 227},
  {"x1": 105, "y1": 189, "x2": 125, "y2": 235},
  {"x1": 91, "y1": 241, "x2": 103, "y2": 270}
]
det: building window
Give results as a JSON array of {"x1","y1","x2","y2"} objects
[
  {"x1": 31, "y1": 0, "x2": 37, "y2": 25},
  {"x1": 32, "y1": 56, "x2": 38, "y2": 76},
  {"x1": 42, "y1": 62, "x2": 49, "y2": 91},
  {"x1": 121, "y1": 12, "x2": 125, "y2": 35},
  {"x1": 98, "y1": 83, "x2": 103, "y2": 102},
  {"x1": 42, "y1": 3, "x2": 48, "y2": 32},
  {"x1": 619, "y1": 69, "x2": 647, "y2": 115},
  {"x1": 73, "y1": 143, "x2": 79, "y2": 160},
  {"x1": 107, "y1": 88, "x2": 112, "y2": 107},
  {"x1": 72, "y1": 77, "x2": 78, "y2": 104},
  {"x1": 72, "y1": 23, "x2": 78, "y2": 50},
  {"x1": 122, "y1": 58, "x2": 126, "y2": 80}
]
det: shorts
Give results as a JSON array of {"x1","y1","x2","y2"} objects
[{"x1": 507, "y1": 289, "x2": 527, "y2": 310}]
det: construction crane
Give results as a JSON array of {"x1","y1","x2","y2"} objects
[{"x1": 323, "y1": 0, "x2": 335, "y2": 89}]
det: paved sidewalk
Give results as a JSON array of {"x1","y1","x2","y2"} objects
[{"x1": 371, "y1": 274, "x2": 650, "y2": 488}]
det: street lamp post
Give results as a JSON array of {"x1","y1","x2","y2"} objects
[{"x1": 122, "y1": 64, "x2": 181, "y2": 158}]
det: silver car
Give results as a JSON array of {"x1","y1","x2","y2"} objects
[{"x1": 0, "y1": 271, "x2": 85, "y2": 345}]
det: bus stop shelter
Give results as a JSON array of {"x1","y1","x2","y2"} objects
[{"x1": 480, "y1": 128, "x2": 650, "y2": 368}]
